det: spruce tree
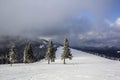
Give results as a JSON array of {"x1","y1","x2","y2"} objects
[
  {"x1": 45, "y1": 40, "x2": 56, "y2": 64},
  {"x1": 9, "y1": 46, "x2": 16, "y2": 66},
  {"x1": 23, "y1": 43, "x2": 34, "y2": 63},
  {"x1": 61, "y1": 37, "x2": 72, "y2": 64},
  {"x1": 23, "y1": 46, "x2": 27, "y2": 63}
]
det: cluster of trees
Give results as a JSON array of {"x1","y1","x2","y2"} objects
[
  {"x1": 45, "y1": 37, "x2": 73, "y2": 64},
  {"x1": 9, "y1": 43, "x2": 35, "y2": 66},
  {"x1": 2, "y1": 37, "x2": 72, "y2": 66}
]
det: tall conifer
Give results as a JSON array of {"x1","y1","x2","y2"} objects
[
  {"x1": 45, "y1": 40, "x2": 56, "y2": 64},
  {"x1": 61, "y1": 37, "x2": 72, "y2": 64},
  {"x1": 23, "y1": 43, "x2": 34, "y2": 63}
]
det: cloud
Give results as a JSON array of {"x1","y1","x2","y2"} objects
[
  {"x1": 0, "y1": 0, "x2": 119, "y2": 47},
  {"x1": 115, "y1": 18, "x2": 120, "y2": 27},
  {"x1": 104, "y1": 19, "x2": 114, "y2": 27},
  {"x1": 0, "y1": 0, "x2": 110, "y2": 36},
  {"x1": 105, "y1": 18, "x2": 120, "y2": 30}
]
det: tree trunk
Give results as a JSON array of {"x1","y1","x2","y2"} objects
[
  {"x1": 63, "y1": 58, "x2": 66, "y2": 64},
  {"x1": 48, "y1": 59, "x2": 50, "y2": 64},
  {"x1": 53, "y1": 58, "x2": 55, "y2": 62},
  {"x1": 10, "y1": 62, "x2": 12, "y2": 66},
  {"x1": 51, "y1": 58, "x2": 55, "y2": 62}
]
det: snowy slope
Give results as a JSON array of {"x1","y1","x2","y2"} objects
[{"x1": 0, "y1": 47, "x2": 120, "y2": 80}]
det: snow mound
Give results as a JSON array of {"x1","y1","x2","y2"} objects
[{"x1": 0, "y1": 47, "x2": 120, "y2": 80}]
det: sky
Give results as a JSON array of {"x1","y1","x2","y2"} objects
[{"x1": 0, "y1": 0, "x2": 120, "y2": 47}]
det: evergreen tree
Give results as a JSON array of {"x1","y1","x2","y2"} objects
[
  {"x1": 61, "y1": 37, "x2": 72, "y2": 64},
  {"x1": 50, "y1": 41, "x2": 56, "y2": 62},
  {"x1": 23, "y1": 46, "x2": 27, "y2": 63},
  {"x1": 45, "y1": 40, "x2": 56, "y2": 64},
  {"x1": 9, "y1": 46, "x2": 16, "y2": 66},
  {"x1": 23, "y1": 43, "x2": 34, "y2": 63}
]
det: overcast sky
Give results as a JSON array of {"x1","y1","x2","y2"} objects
[{"x1": 0, "y1": 0, "x2": 120, "y2": 47}]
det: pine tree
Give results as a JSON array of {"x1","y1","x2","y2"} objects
[
  {"x1": 9, "y1": 46, "x2": 16, "y2": 66},
  {"x1": 45, "y1": 40, "x2": 56, "y2": 64},
  {"x1": 23, "y1": 43, "x2": 34, "y2": 63},
  {"x1": 61, "y1": 37, "x2": 72, "y2": 64},
  {"x1": 23, "y1": 46, "x2": 27, "y2": 63}
]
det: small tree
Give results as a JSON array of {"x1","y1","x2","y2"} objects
[
  {"x1": 45, "y1": 40, "x2": 56, "y2": 64},
  {"x1": 61, "y1": 37, "x2": 72, "y2": 64},
  {"x1": 9, "y1": 46, "x2": 16, "y2": 66},
  {"x1": 23, "y1": 43, "x2": 34, "y2": 63}
]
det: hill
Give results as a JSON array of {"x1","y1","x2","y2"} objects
[{"x1": 0, "y1": 47, "x2": 120, "y2": 80}]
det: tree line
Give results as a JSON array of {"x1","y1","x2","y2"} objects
[{"x1": 8, "y1": 37, "x2": 73, "y2": 66}]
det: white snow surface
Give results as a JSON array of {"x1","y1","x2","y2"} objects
[{"x1": 0, "y1": 47, "x2": 120, "y2": 80}]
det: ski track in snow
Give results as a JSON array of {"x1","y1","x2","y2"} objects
[{"x1": 0, "y1": 47, "x2": 120, "y2": 80}]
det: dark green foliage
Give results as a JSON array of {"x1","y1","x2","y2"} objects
[
  {"x1": 23, "y1": 43, "x2": 34, "y2": 63},
  {"x1": 9, "y1": 46, "x2": 16, "y2": 66},
  {"x1": 61, "y1": 37, "x2": 72, "y2": 64},
  {"x1": 45, "y1": 40, "x2": 56, "y2": 64}
]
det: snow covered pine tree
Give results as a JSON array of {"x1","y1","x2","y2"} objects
[
  {"x1": 23, "y1": 43, "x2": 34, "y2": 63},
  {"x1": 61, "y1": 37, "x2": 72, "y2": 64},
  {"x1": 9, "y1": 46, "x2": 16, "y2": 66},
  {"x1": 45, "y1": 40, "x2": 56, "y2": 64}
]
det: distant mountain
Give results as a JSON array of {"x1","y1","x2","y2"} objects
[
  {"x1": 0, "y1": 36, "x2": 60, "y2": 64},
  {"x1": 72, "y1": 46, "x2": 120, "y2": 61}
]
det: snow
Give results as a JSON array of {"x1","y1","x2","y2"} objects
[
  {"x1": 39, "y1": 45, "x2": 45, "y2": 49},
  {"x1": 117, "y1": 51, "x2": 120, "y2": 53},
  {"x1": 0, "y1": 47, "x2": 120, "y2": 80}
]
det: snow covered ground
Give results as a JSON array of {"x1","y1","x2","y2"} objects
[{"x1": 0, "y1": 47, "x2": 120, "y2": 80}]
